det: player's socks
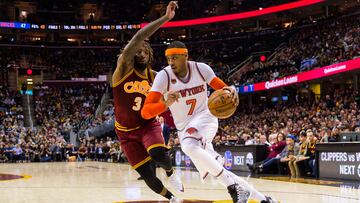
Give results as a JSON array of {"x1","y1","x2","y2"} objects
[{"x1": 216, "y1": 168, "x2": 236, "y2": 186}]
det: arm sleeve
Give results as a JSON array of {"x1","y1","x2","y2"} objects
[
  {"x1": 209, "y1": 77, "x2": 228, "y2": 90},
  {"x1": 198, "y1": 63, "x2": 228, "y2": 90},
  {"x1": 141, "y1": 92, "x2": 167, "y2": 119}
]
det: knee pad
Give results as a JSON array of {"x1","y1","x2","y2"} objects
[
  {"x1": 148, "y1": 147, "x2": 168, "y2": 162},
  {"x1": 136, "y1": 161, "x2": 155, "y2": 178}
]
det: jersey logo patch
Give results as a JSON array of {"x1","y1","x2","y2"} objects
[{"x1": 124, "y1": 80, "x2": 151, "y2": 96}]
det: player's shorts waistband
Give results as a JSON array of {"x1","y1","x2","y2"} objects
[{"x1": 115, "y1": 121, "x2": 141, "y2": 132}]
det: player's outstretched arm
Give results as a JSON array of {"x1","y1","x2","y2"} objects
[{"x1": 112, "y1": 1, "x2": 178, "y2": 85}]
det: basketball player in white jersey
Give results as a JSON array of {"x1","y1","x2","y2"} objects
[{"x1": 141, "y1": 41, "x2": 278, "y2": 203}]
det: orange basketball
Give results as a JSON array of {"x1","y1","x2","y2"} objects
[{"x1": 208, "y1": 89, "x2": 237, "y2": 119}]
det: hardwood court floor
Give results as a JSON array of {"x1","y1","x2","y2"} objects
[{"x1": 0, "y1": 162, "x2": 359, "y2": 203}]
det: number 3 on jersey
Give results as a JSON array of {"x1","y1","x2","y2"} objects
[
  {"x1": 186, "y1": 99, "x2": 197, "y2": 115},
  {"x1": 132, "y1": 97, "x2": 142, "y2": 111}
]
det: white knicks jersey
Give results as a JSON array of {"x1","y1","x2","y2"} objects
[{"x1": 151, "y1": 61, "x2": 217, "y2": 130}]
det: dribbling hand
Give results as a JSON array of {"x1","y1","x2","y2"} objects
[{"x1": 223, "y1": 86, "x2": 239, "y2": 107}]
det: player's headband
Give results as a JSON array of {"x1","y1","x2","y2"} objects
[{"x1": 165, "y1": 48, "x2": 188, "y2": 56}]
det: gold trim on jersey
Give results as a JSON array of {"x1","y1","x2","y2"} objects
[
  {"x1": 132, "y1": 156, "x2": 152, "y2": 169},
  {"x1": 134, "y1": 68, "x2": 148, "y2": 79},
  {"x1": 113, "y1": 69, "x2": 135, "y2": 88},
  {"x1": 146, "y1": 144, "x2": 166, "y2": 152},
  {"x1": 149, "y1": 69, "x2": 155, "y2": 82},
  {"x1": 115, "y1": 120, "x2": 141, "y2": 132}
]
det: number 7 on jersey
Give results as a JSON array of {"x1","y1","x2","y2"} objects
[{"x1": 186, "y1": 99, "x2": 197, "y2": 115}]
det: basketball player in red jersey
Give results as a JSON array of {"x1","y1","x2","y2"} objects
[{"x1": 112, "y1": 2, "x2": 183, "y2": 202}]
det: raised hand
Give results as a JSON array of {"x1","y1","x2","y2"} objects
[{"x1": 165, "y1": 1, "x2": 178, "y2": 20}]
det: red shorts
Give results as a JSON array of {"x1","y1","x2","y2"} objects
[{"x1": 115, "y1": 120, "x2": 165, "y2": 169}]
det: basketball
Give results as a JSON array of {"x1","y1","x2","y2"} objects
[{"x1": 208, "y1": 89, "x2": 237, "y2": 119}]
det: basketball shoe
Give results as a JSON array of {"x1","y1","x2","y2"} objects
[
  {"x1": 169, "y1": 171, "x2": 184, "y2": 192},
  {"x1": 227, "y1": 183, "x2": 251, "y2": 203},
  {"x1": 169, "y1": 196, "x2": 183, "y2": 203}
]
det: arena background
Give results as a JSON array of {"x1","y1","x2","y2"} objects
[{"x1": 1, "y1": 0, "x2": 360, "y2": 203}]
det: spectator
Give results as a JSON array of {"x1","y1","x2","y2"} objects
[
  {"x1": 78, "y1": 143, "x2": 87, "y2": 161},
  {"x1": 247, "y1": 133, "x2": 286, "y2": 173},
  {"x1": 288, "y1": 131, "x2": 308, "y2": 178},
  {"x1": 158, "y1": 116, "x2": 171, "y2": 145},
  {"x1": 304, "y1": 131, "x2": 317, "y2": 176},
  {"x1": 13, "y1": 144, "x2": 23, "y2": 162},
  {"x1": 277, "y1": 135, "x2": 299, "y2": 175}
]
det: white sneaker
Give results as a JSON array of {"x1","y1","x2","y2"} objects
[
  {"x1": 169, "y1": 172, "x2": 184, "y2": 192},
  {"x1": 263, "y1": 196, "x2": 280, "y2": 203},
  {"x1": 227, "y1": 184, "x2": 251, "y2": 203},
  {"x1": 169, "y1": 196, "x2": 182, "y2": 203}
]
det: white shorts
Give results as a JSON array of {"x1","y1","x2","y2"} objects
[{"x1": 178, "y1": 111, "x2": 218, "y2": 144}]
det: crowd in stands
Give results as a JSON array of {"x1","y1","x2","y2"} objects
[
  {"x1": 33, "y1": 84, "x2": 106, "y2": 136},
  {"x1": 0, "y1": 85, "x2": 24, "y2": 131},
  {"x1": 0, "y1": 83, "x2": 126, "y2": 163},
  {"x1": 0, "y1": 132, "x2": 125, "y2": 163},
  {"x1": 0, "y1": 47, "x2": 115, "y2": 80},
  {"x1": 235, "y1": 13, "x2": 360, "y2": 85}
]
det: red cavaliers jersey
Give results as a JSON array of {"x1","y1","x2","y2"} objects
[{"x1": 113, "y1": 68, "x2": 155, "y2": 132}]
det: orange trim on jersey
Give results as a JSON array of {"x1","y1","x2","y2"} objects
[
  {"x1": 113, "y1": 69, "x2": 134, "y2": 88},
  {"x1": 146, "y1": 144, "x2": 166, "y2": 152},
  {"x1": 115, "y1": 121, "x2": 141, "y2": 132},
  {"x1": 209, "y1": 77, "x2": 227, "y2": 90},
  {"x1": 165, "y1": 48, "x2": 188, "y2": 56},
  {"x1": 132, "y1": 156, "x2": 152, "y2": 169},
  {"x1": 141, "y1": 91, "x2": 167, "y2": 119},
  {"x1": 149, "y1": 69, "x2": 155, "y2": 82}
]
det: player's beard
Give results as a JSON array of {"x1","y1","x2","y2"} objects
[{"x1": 134, "y1": 59, "x2": 148, "y2": 72}]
